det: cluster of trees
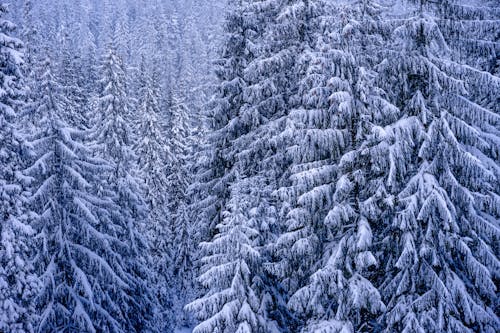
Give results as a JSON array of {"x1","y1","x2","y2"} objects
[
  {"x1": 189, "y1": 0, "x2": 500, "y2": 332},
  {"x1": 0, "y1": 0, "x2": 499, "y2": 332},
  {"x1": 0, "y1": 0, "x2": 222, "y2": 332}
]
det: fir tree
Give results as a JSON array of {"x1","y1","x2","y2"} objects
[
  {"x1": 376, "y1": 1, "x2": 500, "y2": 331},
  {"x1": 236, "y1": 1, "x2": 323, "y2": 330},
  {"x1": 190, "y1": 0, "x2": 255, "y2": 263},
  {"x1": 93, "y1": 45, "x2": 157, "y2": 333},
  {"x1": 186, "y1": 175, "x2": 272, "y2": 333},
  {"x1": 278, "y1": 2, "x2": 397, "y2": 332},
  {"x1": 167, "y1": 92, "x2": 196, "y2": 328},
  {"x1": 0, "y1": 5, "x2": 39, "y2": 332},
  {"x1": 134, "y1": 60, "x2": 174, "y2": 331},
  {"x1": 26, "y1": 57, "x2": 133, "y2": 333}
]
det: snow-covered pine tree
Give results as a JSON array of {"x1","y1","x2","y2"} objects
[
  {"x1": 436, "y1": 0, "x2": 499, "y2": 75},
  {"x1": 93, "y1": 45, "x2": 157, "y2": 333},
  {"x1": 74, "y1": 17, "x2": 99, "y2": 99},
  {"x1": 115, "y1": 12, "x2": 133, "y2": 66},
  {"x1": 434, "y1": 0, "x2": 500, "y2": 111},
  {"x1": 188, "y1": 1, "x2": 288, "y2": 329},
  {"x1": 134, "y1": 60, "x2": 174, "y2": 331},
  {"x1": 266, "y1": 2, "x2": 397, "y2": 332},
  {"x1": 269, "y1": 0, "x2": 332, "y2": 298},
  {"x1": 376, "y1": 0, "x2": 500, "y2": 331},
  {"x1": 237, "y1": 0, "x2": 305, "y2": 183},
  {"x1": 25, "y1": 56, "x2": 133, "y2": 333},
  {"x1": 186, "y1": 175, "x2": 273, "y2": 333},
  {"x1": 233, "y1": 1, "x2": 323, "y2": 330},
  {"x1": 20, "y1": 0, "x2": 42, "y2": 127},
  {"x1": 189, "y1": 0, "x2": 254, "y2": 258},
  {"x1": 0, "y1": 5, "x2": 39, "y2": 332},
  {"x1": 56, "y1": 24, "x2": 90, "y2": 130},
  {"x1": 272, "y1": 2, "x2": 396, "y2": 332},
  {"x1": 21, "y1": 0, "x2": 38, "y2": 80},
  {"x1": 166, "y1": 92, "x2": 197, "y2": 328}
]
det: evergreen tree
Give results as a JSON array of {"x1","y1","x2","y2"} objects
[
  {"x1": 270, "y1": 0, "x2": 333, "y2": 297},
  {"x1": 21, "y1": 0, "x2": 38, "y2": 81},
  {"x1": 190, "y1": 0, "x2": 254, "y2": 263},
  {"x1": 232, "y1": 0, "x2": 322, "y2": 330},
  {"x1": 167, "y1": 92, "x2": 196, "y2": 328},
  {"x1": 188, "y1": 1, "x2": 285, "y2": 329},
  {"x1": 26, "y1": 56, "x2": 133, "y2": 333},
  {"x1": 93, "y1": 45, "x2": 157, "y2": 333},
  {"x1": 279, "y1": 2, "x2": 395, "y2": 331},
  {"x1": 134, "y1": 61, "x2": 174, "y2": 331},
  {"x1": 186, "y1": 176, "x2": 273, "y2": 333},
  {"x1": 376, "y1": 1, "x2": 500, "y2": 331},
  {"x1": 56, "y1": 25, "x2": 90, "y2": 129},
  {"x1": 0, "y1": 5, "x2": 39, "y2": 332},
  {"x1": 21, "y1": 0, "x2": 41, "y2": 127}
]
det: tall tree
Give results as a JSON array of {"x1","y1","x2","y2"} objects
[
  {"x1": 134, "y1": 60, "x2": 174, "y2": 332},
  {"x1": 376, "y1": 1, "x2": 500, "y2": 331},
  {"x1": 26, "y1": 56, "x2": 133, "y2": 333},
  {"x1": 93, "y1": 45, "x2": 157, "y2": 333},
  {"x1": 279, "y1": 1, "x2": 395, "y2": 332},
  {"x1": 189, "y1": 0, "x2": 255, "y2": 266},
  {"x1": 188, "y1": 0, "x2": 284, "y2": 330},
  {"x1": 0, "y1": 5, "x2": 39, "y2": 332},
  {"x1": 167, "y1": 92, "x2": 196, "y2": 328},
  {"x1": 187, "y1": 175, "x2": 275, "y2": 333}
]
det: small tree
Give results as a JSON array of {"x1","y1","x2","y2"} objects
[{"x1": 187, "y1": 176, "x2": 270, "y2": 333}]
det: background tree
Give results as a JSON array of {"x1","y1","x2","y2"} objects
[
  {"x1": 93, "y1": 45, "x2": 157, "y2": 332},
  {"x1": 134, "y1": 60, "x2": 175, "y2": 331}
]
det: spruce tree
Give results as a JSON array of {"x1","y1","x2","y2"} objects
[
  {"x1": 0, "y1": 5, "x2": 39, "y2": 332},
  {"x1": 26, "y1": 57, "x2": 134, "y2": 333},
  {"x1": 188, "y1": 1, "x2": 284, "y2": 330},
  {"x1": 167, "y1": 93, "x2": 196, "y2": 328},
  {"x1": 186, "y1": 175, "x2": 273, "y2": 333},
  {"x1": 235, "y1": 1, "x2": 322, "y2": 330},
  {"x1": 134, "y1": 62, "x2": 174, "y2": 331},
  {"x1": 56, "y1": 27, "x2": 90, "y2": 129},
  {"x1": 93, "y1": 45, "x2": 157, "y2": 332},
  {"x1": 376, "y1": 1, "x2": 500, "y2": 331},
  {"x1": 190, "y1": 0, "x2": 254, "y2": 260},
  {"x1": 280, "y1": 2, "x2": 393, "y2": 332}
]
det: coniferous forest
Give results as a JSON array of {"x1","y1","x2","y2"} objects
[{"x1": 0, "y1": 0, "x2": 499, "y2": 332}]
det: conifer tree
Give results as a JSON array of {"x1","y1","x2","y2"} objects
[
  {"x1": 0, "y1": 5, "x2": 39, "y2": 332},
  {"x1": 56, "y1": 27, "x2": 90, "y2": 129},
  {"x1": 25, "y1": 56, "x2": 134, "y2": 333},
  {"x1": 188, "y1": 1, "x2": 286, "y2": 330},
  {"x1": 190, "y1": 0, "x2": 254, "y2": 255},
  {"x1": 93, "y1": 45, "x2": 157, "y2": 332},
  {"x1": 21, "y1": 0, "x2": 38, "y2": 80},
  {"x1": 186, "y1": 175, "x2": 273, "y2": 333},
  {"x1": 134, "y1": 61, "x2": 174, "y2": 331},
  {"x1": 166, "y1": 92, "x2": 197, "y2": 327},
  {"x1": 234, "y1": 1, "x2": 324, "y2": 330},
  {"x1": 376, "y1": 1, "x2": 500, "y2": 331},
  {"x1": 268, "y1": 2, "x2": 397, "y2": 332}
]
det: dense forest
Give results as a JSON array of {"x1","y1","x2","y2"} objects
[{"x1": 0, "y1": 0, "x2": 499, "y2": 332}]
